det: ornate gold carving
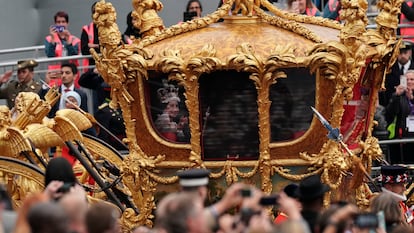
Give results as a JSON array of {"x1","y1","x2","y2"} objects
[
  {"x1": 132, "y1": 0, "x2": 165, "y2": 38},
  {"x1": 231, "y1": 0, "x2": 261, "y2": 16},
  {"x1": 365, "y1": 0, "x2": 404, "y2": 89},
  {"x1": 255, "y1": 8, "x2": 323, "y2": 43},
  {"x1": 0, "y1": 157, "x2": 44, "y2": 208},
  {"x1": 138, "y1": 3, "x2": 232, "y2": 47},
  {"x1": 92, "y1": 1, "x2": 168, "y2": 228},
  {"x1": 12, "y1": 92, "x2": 52, "y2": 129},
  {"x1": 24, "y1": 124, "x2": 64, "y2": 149},
  {"x1": 227, "y1": 43, "x2": 306, "y2": 194}
]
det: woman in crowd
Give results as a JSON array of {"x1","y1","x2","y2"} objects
[
  {"x1": 123, "y1": 11, "x2": 141, "y2": 44},
  {"x1": 286, "y1": 0, "x2": 321, "y2": 16},
  {"x1": 186, "y1": 0, "x2": 203, "y2": 19}
]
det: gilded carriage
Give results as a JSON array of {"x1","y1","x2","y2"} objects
[{"x1": 0, "y1": 0, "x2": 406, "y2": 230}]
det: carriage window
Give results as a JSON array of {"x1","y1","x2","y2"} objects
[
  {"x1": 270, "y1": 68, "x2": 315, "y2": 142},
  {"x1": 147, "y1": 74, "x2": 190, "y2": 143},
  {"x1": 200, "y1": 71, "x2": 259, "y2": 160}
]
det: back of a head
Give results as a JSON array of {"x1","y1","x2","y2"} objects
[
  {"x1": 59, "y1": 191, "x2": 89, "y2": 225},
  {"x1": 155, "y1": 192, "x2": 202, "y2": 233},
  {"x1": 297, "y1": 174, "x2": 330, "y2": 204},
  {"x1": 27, "y1": 201, "x2": 69, "y2": 233},
  {"x1": 86, "y1": 202, "x2": 120, "y2": 233},
  {"x1": 45, "y1": 157, "x2": 77, "y2": 187},
  {"x1": 13, "y1": 193, "x2": 49, "y2": 233},
  {"x1": 370, "y1": 192, "x2": 403, "y2": 226}
]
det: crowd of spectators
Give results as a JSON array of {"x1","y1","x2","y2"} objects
[{"x1": 1, "y1": 165, "x2": 414, "y2": 233}]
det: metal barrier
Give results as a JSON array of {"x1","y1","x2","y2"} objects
[
  {"x1": 0, "y1": 45, "x2": 45, "y2": 55},
  {"x1": 0, "y1": 45, "x2": 46, "y2": 63},
  {"x1": 378, "y1": 138, "x2": 414, "y2": 165}
]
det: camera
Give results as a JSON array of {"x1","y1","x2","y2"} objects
[
  {"x1": 240, "y1": 208, "x2": 261, "y2": 225},
  {"x1": 57, "y1": 182, "x2": 75, "y2": 193},
  {"x1": 354, "y1": 213, "x2": 379, "y2": 229},
  {"x1": 183, "y1": 11, "x2": 197, "y2": 22},
  {"x1": 259, "y1": 194, "x2": 279, "y2": 206},
  {"x1": 240, "y1": 189, "x2": 251, "y2": 197},
  {"x1": 54, "y1": 25, "x2": 65, "y2": 33}
]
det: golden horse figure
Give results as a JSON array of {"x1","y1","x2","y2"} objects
[{"x1": 0, "y1": 0, "x2": 406, "y2": 231}]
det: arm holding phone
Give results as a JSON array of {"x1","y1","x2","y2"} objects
[{"x1": 394, "y1": 75, "x2": 414, "y2": 100}]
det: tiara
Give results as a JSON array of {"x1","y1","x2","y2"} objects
[{"x1": 157, "y1": 80, "x2": 180, "y2": 104}]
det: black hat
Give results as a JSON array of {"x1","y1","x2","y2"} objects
[
  {"x1": 379, "y1": 165, "x2": 408, "y2": 184},
  {"x1": 400, "y1": 40, "x2": 413, "y2": 52},
  {"x1": 295, "y1": 174, "x2": 330, "y2": 201},
  {"x1": 17, "y1": 59, "x2": 38, "y2": 70},
  {"x1": 283, "y1": 183, "x2": 300, "y2": 199},
  {"x1": 177, "y1": 168, "x2": 210, "y2": 188},
  {"x1": 44, "y1": 157, "x2": 77, "y2": 187}
]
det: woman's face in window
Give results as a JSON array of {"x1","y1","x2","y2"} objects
[{"x1": 165, "y1": 100, "x2": 179, "y2": 118}]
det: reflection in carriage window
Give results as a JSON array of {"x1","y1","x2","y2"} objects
[
  {"x1": 200, "y1": 71, "x2": 259, "y2": 160},
  {"x1": 270, "y1": 68, "x2": 315, "y2": 142},
  {"x1": 147, "y1": 76, "x2": 190, "y2": 143}
]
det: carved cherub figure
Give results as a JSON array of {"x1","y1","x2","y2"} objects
[
  {"x1": 0, "y1": 105, "x2": 32, "y2": 157},
  {"x1": 0, "y1": 106, "x2": 12, "y2": 130},
  {"x1": 132, "y1": 0, "x2": 165, "y2": 37},
  {"x1": 93, "y1": 1, "x2": 122, "y2": 48},
  {"x1": 92, "y1": 1, "x2": 151, "y2": 109},
  {"x1": 232, "y1": 0, "x2": 261, "y2": 16}
]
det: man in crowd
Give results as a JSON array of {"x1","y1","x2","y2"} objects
[
  {"x1": 154, "y1": 192, "x2": 207, "y2": 233},
  {"x1": 379, "y1": 41, "x2": 414, "y2": 107},
  {"x1": 40, "y1": 62, "x2": 88, "y2": 118},
  {"x1": 379, "y1": 165, "x2": 414, "y2": 224},
  {"x1": 177, "y1": 168, "x2": 246, "y2": 232},
  {"x1": 177, "y1": 168, "x2": 211, "y2": 202},
  {"x1": 45, "y1": 11, "x2": 80, "y2": 58},
  {"x1": 0, "y1": 60, "x2": 41, "y2": 108}
]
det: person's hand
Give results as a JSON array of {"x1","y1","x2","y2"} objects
[
  {"x1": 291, "y1": 1, "x2": 300, "y2": 13},
  {"x1": 178, "y1": 116, "x2": 188, "y2": 129},
  {"x1": 277, "y1": 192, "x2": 302, "y2": 220},
  {"x1": 0, "y1": 70, "x2": 13, "y2": 84},
  {"x1": 62, "y1": 29, "x2": 72, "y2": 41},
  {"x1": 68, "y1": 183, "x2": 87, "y2": 199},
  {"x1": 328, "y1": 204, "x2": 358, "y2": 225},
  {"x1": 49, "y1": 25, "x2": 57, "y2": 38},
  {"x1": 248, "y1": 212, "x2": 274, "y2": 233},
  {"x1": 88, "y1": 43, "x2": 99, "y2": 48},
  {"x1": 240, "y1": 186, "x2": 263, "y2": 211},
  {"x1": 214, "y1": 182, "x2": 246, "y2": 214},
  {"x1": 45, "y1": 71, "x2": 60, "y2": 83},
  {"x1": 406, "y1": 87, "x2": 414, "y2": 100},
  {"x1": 44, "y1": 180, "x2": 65, "y2": 200},
  {"x1": 395, "y1": 84, "x2": 406, "y2": 96},
  {"x1": 217, "y1": 214, "x2": 244, "y2": 233}
]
